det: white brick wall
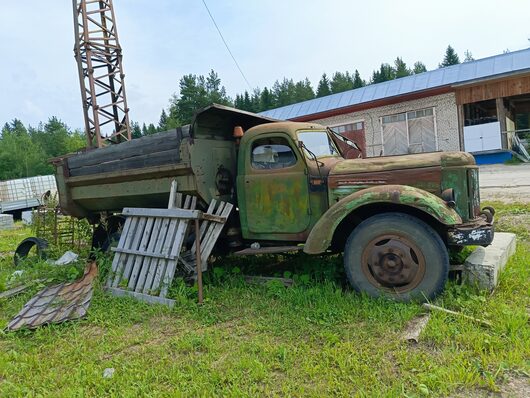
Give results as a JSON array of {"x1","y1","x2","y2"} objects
[{"x1": 310, "y1": 92, "x2": 460, "y2": 157}]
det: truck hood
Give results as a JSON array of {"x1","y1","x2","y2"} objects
[{"x1": 330, "y1": 151, "x2": 475, "y2": 176}]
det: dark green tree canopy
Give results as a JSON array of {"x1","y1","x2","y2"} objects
[
  {"x1": 439, "y1": 45, "x2": 460, "y2": 68},
  {"x1": 413, "y1": 61, "x2": 427, "y2": 74},
  {"x1": 316, "y1": 73, "x2": 332, "y2": 97},
  {"x1": 330, "y1": 72, "x2": 353, "y2": 94}
]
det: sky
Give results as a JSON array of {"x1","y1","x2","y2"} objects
[{"x1": 1, "y1": 0, "x2": 529, "y2": 132}]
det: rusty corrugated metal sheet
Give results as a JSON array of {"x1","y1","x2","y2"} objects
[{"x1": 6, "y1": 262, "x2": 97, "y2": 331}]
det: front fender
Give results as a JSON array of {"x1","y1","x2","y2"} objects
[{"x1": 303, "y1": 185, "x2": 462, "y2": 254}]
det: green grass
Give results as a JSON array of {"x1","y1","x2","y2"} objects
[{"x1": 0, "y1": 204, "x2": 529, "y2": 397}]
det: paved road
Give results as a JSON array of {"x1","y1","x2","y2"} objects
[{"x1": 479, "y1": 163, "x2": 530, "y2": 203}]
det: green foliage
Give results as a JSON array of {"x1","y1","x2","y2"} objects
[
  {"x1": 439, "y1": 45, "x2": 461, "y2": 68},
  {"x1": 316, "y1": 73, "x2": 332, "y2": 97},
  {"x1": 413, "y1": 61, "x2": 427, "y2": 74},
  {"x1": 0, "y1": 117, "x2": 85, "y2": 180},
  {"x1": 352, "y1": 69, "x2": 365, "y2": 88},
  {"x1": 394, "y1": 57, "x2": 412, "y2": 78},
  {"x1": 167, "y1": 70, "x2": 231, "y2": 125},
  {"x1": 371, "y1": 63, "x2": 396, "y2": 83},
  {"x1": 330, "y1": 71, "x2": 354, "y2": 94}
]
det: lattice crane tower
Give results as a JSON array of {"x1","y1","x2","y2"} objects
[{"x1": 73, "y1": 0, "x2": 131, "y2": 148}]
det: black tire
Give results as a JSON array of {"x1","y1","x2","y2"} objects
[
  {"x1": 14, "y1": 237, "x2": 49, "y2": 266},
  {"x1": 344, "y1": 212, "x2": 449, "y2": 302}
]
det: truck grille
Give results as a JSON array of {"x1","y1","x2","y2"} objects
[{"x1": 467, "y1": 168, "x2": 480, "y2": 218}]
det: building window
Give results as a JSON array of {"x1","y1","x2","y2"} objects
[
  {"x1": 332, "y1": 121, "x2": 364, "y2": 134},
  {"x1": 380, "y1": 107, "x2": 437, "y2": 155}
]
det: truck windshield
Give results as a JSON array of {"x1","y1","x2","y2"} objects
[{"x1": 298, "y1": 131, "x2": 340, "y2": 158}]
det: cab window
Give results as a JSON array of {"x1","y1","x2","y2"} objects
[{"x1": 251, "y1": 137, "x2": 297, "y2": 169}]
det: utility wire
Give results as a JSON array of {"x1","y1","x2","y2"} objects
[{"x1": 201, "y1": 0, "x2": 253, "y2": 90}]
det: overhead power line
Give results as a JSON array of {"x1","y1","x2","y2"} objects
[{"x1": 201, "y1": 0, "x2": 253, "y2": 90}]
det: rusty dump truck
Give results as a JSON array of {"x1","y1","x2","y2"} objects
[{"x1": 53, "y1": 104, "x2": 494, "y2": 302}]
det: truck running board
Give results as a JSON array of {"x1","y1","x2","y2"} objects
[{"x1": 234, "y1": 246, "x2": 303, "y2": 256}]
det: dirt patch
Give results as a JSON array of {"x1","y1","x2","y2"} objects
[
  {"x1": 502, "y1": 375, "x2": 530, "y2": 397},
  {"x1": 450, "y1": 375, "x2": 530, "y2": 397}
]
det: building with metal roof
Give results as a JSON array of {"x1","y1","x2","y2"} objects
[{"x1": 260, "y1": 48, "x2": 530, "y2": 162}]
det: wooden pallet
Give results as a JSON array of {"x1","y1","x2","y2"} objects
[{"x1": 106, "y1": 182, "x2": 232, "y2": 305}]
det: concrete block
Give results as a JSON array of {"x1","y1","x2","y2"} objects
[
  {"x1": 463, "y1": 232, "x2": 517, "y2": 291},
  {"x1": 21, "y1": 211, "x2": 33, "y2": 225},
  {"x1": 0, "y1": 214, "x2": 14, "y2": 230}
]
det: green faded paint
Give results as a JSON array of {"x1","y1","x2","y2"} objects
[
  {"x1": 237, "y1": 130, "x2": 312, "y2": 238},
  {"x1": 303, "y1": 185, "x2": 462, "y2": 254},
  {"x1": 441, "y1": 166, "x2": 472, "y2": 222}
]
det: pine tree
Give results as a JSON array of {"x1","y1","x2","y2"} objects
[
  {"x1": 439, "y1": 45, "x2": 460, "y2": 68},
  {"x1": 294, "y1": 78, "x2": 315, "y2": 102},
  {"x1": 352, "y1": 70, "x2": 365, "y2": 89},
  {"x1": 371, "y1": 64, "x2": 395, "y2": 83},
  {"x1": 413, "y1": 61, "x2": 427, "y2": 74},
  {"x1": 158, "y1": 109, "x2": 168, "y2": 132},
  {"x1": 141, "y1": 123, "x2": 148, "y2": 136},
  {"x1": 131, "y1": 121, "x2": 142, "y2": 139},
  {"x1": 330, "y1": 72, "x2": 353, "y2": 94},
  {"x1": 316, "y1": 73, "x2": 331, "y2": 97},
  {"x1": 394, "y1": 57, "x2": 411, "y2": 78},
  {"x1": 259, "y1": 87, "x2": 275, "y2": 111}
]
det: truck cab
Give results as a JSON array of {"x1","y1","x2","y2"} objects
[{"x1": 235, "y1": 121, "x2": 494, "y2": 301}]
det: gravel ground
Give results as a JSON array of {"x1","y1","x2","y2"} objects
[{"x1": 479, "y1": 163, "x2": 530, "y2": 203}]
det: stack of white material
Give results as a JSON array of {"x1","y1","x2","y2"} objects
[
  {"x1": 0, "y1": 214, "x2": 14, "y2": 230},
  {"x1": 0, "y1": 175, "x2": 57, "y2": 202}
]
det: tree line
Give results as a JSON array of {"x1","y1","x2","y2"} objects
[
  {"x1": 158, "y1": 45, "x2": 469, "y2": 129},
  {"x1": 0, "y1": 45, "x2": 470, "y2": 180}
]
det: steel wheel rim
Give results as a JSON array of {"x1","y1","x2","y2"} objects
[{"x1": 360, "y1": 233, "x2": 426, "y2": 293}]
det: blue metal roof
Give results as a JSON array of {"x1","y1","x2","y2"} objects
[{"x1": 260, "y1": 48, "x2": 530, "y2": 120}]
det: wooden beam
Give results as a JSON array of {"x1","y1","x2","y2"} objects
[
  {"x1": 496, "y1": 98, "x2": 508, "y2": 149},
  {"x1": 457, "y1": 104, "x2": 465, "y2": 151}
]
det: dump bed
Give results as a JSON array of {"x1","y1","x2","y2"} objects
[{"x1": 53, "y1": 105, "x2": 275, "y2": 220}]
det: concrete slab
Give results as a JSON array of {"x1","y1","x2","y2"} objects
[
  {"x1": 463, "y1": 232, "x2": 517, "y2": 291},
  {"x1": 0, "y1": 214, "x2": 14, "y2": 230}
]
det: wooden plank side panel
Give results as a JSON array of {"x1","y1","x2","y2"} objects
[
  {"x1": 121, "y1": 217, "x2": 148, "y2": 284},
  {"x1": 122, "y1": 207, "x2": 202, "y2": 220},
  {"x1": 134, "y1": 217, "x2": 163, "y2": 292},
  {"x1": 110, "y1": 217, "x2": 140, "y2": 287},
  {"x1": 69, "y1": 149, "x2": 181, "y2": 177},
  {"x1": 106, "y1": 216, "x2": 134, "y2": 287},
  {"x1": 142, "y1": 217, "x2": 171, "y2": 294},
  {"x1": 160, "y1": 196, "x2": 197, "y2": 298},
  {"x1": 150, "y1": 218, "x2": 179, "y2": 293},
  {"x1": 127, "y1": 217, "x2": 155, "y2": 290},
  {"x1": 68, "y1": 130, "x2": 180, "y2": 169},
  {"x1": 456, "y1": 74, "x2": 530, "y2": 105},
  {"x1": 200, "y1": 203, "x2": 233, "y2": 266},
  {"x1": 107, "y1": 287, "x2": 176, "y2": 308}
]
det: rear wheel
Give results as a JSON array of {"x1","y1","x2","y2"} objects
[{"x1": 344, "y1": 212, "x2": 448, "y2": 302}]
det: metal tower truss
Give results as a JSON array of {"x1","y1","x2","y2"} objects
[{"x1": 73, "y1": 0, "x2": 131, "y2": 148}]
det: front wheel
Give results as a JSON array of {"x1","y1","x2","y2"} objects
[{"x1": 344, "y1": 212, "x2": 449, "y2": 302}]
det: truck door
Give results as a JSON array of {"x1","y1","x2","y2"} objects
[{"x1": 239, "y1": 133, "x2": 311, "y2": 235}]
